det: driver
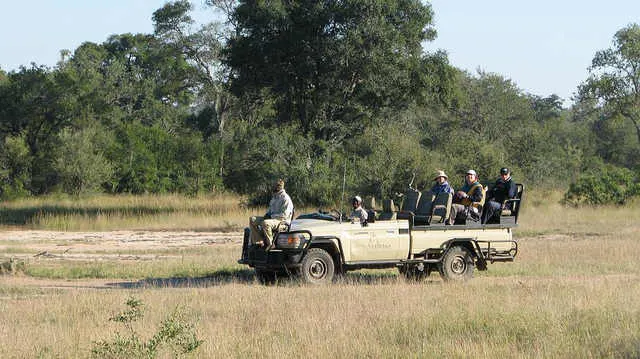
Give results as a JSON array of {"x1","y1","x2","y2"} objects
[
  {"x1": 249, "y1": 179, "x2": 294, "y2": 248},
  {"x1": 349, "y1": 195, "x2": 368, "y2": 224}
]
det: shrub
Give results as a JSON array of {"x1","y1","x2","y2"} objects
[
  {"x1": 564, "y1": 166, "x2": 639, "y2": 205},
  {"x1": 91, "y1": 297, "x2": 203, "y2": 359},
  {"x1": 54, "y1": 127, "x2": 114, "y2": 195}
]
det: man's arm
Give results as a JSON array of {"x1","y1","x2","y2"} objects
[{"x1": 508, "y1": 181, "x2": 517, "y2": 199}]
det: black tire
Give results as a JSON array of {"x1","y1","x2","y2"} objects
[
  {"x1": 255, "y1": 269, "x2": 277, "y2": 284},
  {"x1": 299, "y1": 248, "x2": 335, "y2": 284},
  {"x1": 439, "y1": 246, "x2": 474, "y2": 281}
]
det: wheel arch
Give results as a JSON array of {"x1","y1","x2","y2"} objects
[
  {"x1": 307, "y1": 236, "x2": 344, "y2": 272},
  {"x1": 443, "y1": 238, "x2": 487, "y2": 271}
]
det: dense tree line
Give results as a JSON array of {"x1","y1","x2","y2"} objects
[{"x1": 1, "y1": 1, "x2": 639, "y2": 205}]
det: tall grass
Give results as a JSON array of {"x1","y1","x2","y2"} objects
[
  {"x1": 0, "y1": 193, "x2": 259, "y2": 231},
  {"x1": 1, "y1": 276, "x2": 639, "y2": 358}
]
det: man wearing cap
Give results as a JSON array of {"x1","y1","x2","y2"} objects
[
  {"x1": 349, "y1": 195, "x2": 368, "y2": 224},
  {"x1": 430, "y1": 170, "x2": 454, "y2": 195},
  {"x1": 249, "y1": 179, "x2": 294, "y2": 248},
  {"x1": 449, "y1": 169, "x2": 484, "y2": 225},
  {"x1": 482, "y1": 167, "x2": 517, "y2": 224}
]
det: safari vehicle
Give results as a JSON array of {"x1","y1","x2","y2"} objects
[{"x1": 238, "y1": 184, "x2": 524, "y2": 284}]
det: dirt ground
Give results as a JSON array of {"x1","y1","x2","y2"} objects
[{"x1": 0, "y1": 230, "x2": 244, "y2": 290}]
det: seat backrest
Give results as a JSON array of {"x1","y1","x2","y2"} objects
[
  {"x1": 366, "y1": 209, "x2": 376, "y2": 223},
  {"x1": 415, "y1": 190, "x2": 435, "y2": 216},
  {"x1": 378, "y1": 199, "x2": 397, "y2": 220},
  {"x1": 512, "y1": 183, "x2": 524, "y2": 214},
  {"x1": 430, "y1": 192, "x2": 452, "y2": 224},
  {"x1": 365, "y1": 196, "x2": 378, "y2": 211},
  {"x1": 400, "y1": 188, "x2": 421, "y2": 213}
]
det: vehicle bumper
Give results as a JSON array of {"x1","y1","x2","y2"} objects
[
  {"x1": 238, "y1": 228, "x2": 304, "y2": 269},
  {"x1": 238, "y1": 247, "x2": 304, "y2": 269}
]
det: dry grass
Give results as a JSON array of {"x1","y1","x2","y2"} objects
[
  {"x1": 1, "y1": 190, "x2": 640, "y2": 358},
  {"x1": 0, "y1": 193, "x2": 259, "y2": 231}
]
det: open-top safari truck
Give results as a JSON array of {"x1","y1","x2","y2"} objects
[{"x1": 238, "y1": 184, "x2": 524, "y2": 283}]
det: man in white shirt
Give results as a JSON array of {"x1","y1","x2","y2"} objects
[
  {"x1": 349, "y1": 195, "x2": 368, "y2": 224},
  {"x1": 249, "y1": 179, "x2": 294, "y2": 247}
]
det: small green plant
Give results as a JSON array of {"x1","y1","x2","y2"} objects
[
  {"x1": 91, "y1": 297, "x2": 203, "y2": 359},
  {"x1": 0, "y1": 257, "x2": 25, "y2": 275}
]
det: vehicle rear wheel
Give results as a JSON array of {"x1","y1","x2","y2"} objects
[
  {"x1": 439, "y1": 246, "x2": 474, "y2": 281},
  {"x1": 299, "y1": 248, "x2": 335, "y2": 284}
]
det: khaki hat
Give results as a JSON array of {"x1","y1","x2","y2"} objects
[{"x1": 434, "y1": 170, "x2": 448, "y2": 181}]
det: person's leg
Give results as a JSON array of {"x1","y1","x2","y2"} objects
[
  {"x1": 449, "y1": 204, "x2": 462, "y2": 225},
  {"x1": 482, "y1": 201, "x2": 501, "y2": 224},
  {"x1": 261, "y1": 219, "x2": 283, "y2": 247},
  {"x1": 249, "y1": 216, "x2": 265, "y2": 245}
]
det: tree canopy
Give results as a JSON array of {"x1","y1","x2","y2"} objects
[
  {"x1": 578, "y1": 23, "x2": 640, "y2": 169},
  {"x1": 225, "y1": 0, "x2": 444, "y2": 142}
]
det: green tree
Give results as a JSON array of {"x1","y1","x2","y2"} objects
[
  {"x1": 153, "y1": 1, "x2": 236, "y2": 176},
  {"x1": 578, "y1": 23, "x2": 640, "y2": 150},
  {"x1": 54, "y1": 127, "x2": 114, "y2": 195},
  {"x1": 0, "y1": 65, "x2": 77, "y2": 194},
  {"x1": 0, "y1": 135, "x2": 31, "y2": 199},
  {"x1": 225, "y1": 0, "x2": 441, "y2": 142}
]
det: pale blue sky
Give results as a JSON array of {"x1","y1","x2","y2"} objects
[
  {"x1": 1, "y1": 1, "x2": 638, "y2": 106},
  {"x1": 429, "y1": 0, "x2": 640, "y2": 104}
]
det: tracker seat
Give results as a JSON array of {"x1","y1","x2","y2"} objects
[
  {"x1": 413, "y1": 190, "x2": 435, "y2": 226},
  {"x1": 398, "y1": 188, "x2": 421, "y2": 220},
  {"x1": 378, "y1": 199, "x2": 397, "y2": 220},
  {"x1": 430, "y1": 192, "x2": 452, "y2": 225}
]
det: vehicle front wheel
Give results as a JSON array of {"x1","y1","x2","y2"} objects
[
  {"x1": 439, "y1": 246, "x2": 474, "y2": 281},
  {"x1": 299, "y1": 248, "x2": 335, "y2": 284}
]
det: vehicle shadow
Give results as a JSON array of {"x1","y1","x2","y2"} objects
[
  {"x1": 105, "y1": 270, "x2": 442, "y2": 288},
  {"x1": 106, "y1": 269, "x2": 258, "y2": 289}
]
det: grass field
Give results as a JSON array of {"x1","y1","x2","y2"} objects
[
  {"x1": 1, "y1": 190, "x2": 639, "y2": 358},
  {"x1": 0, "y1": 193, "x2": 258, "y2": 231}
]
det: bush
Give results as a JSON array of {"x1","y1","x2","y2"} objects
[
  {"x1": 564, "y1": 166, "x2": 640, "y2": 205},
  {"x1": 91, "y1": 297, "x2": 203, "y2": 359},
  {"x1": 54, "y1": 127, "x2": 114, "y2": 195},
  {"x1": 0, "y1": 135, "x2": 31, "y2": 199}
]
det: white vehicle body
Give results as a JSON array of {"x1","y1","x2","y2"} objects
[{"x1": 240, "y1": 215, "x2": 517, "y2": 283}]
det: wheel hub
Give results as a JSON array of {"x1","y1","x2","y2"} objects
[
  {"x1": 451, "y1": 256, "x2": 466, "y2": 274},
  {"x1": 309, "y1": 260, "x2": 327, "y2": 279}
]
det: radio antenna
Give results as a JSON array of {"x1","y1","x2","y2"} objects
[{"x1": 339, "y1": 160, "x2": 347, "y2": 223}]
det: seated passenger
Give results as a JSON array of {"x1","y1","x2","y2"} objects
[
  {"x1": 249, "y1": 179, "x2": 294, "y2": 247},
  {"x1": 482, "y1": 167, "x2": 517, "y2": 224},
  {"x1": 349, "y1": 195, "x2": 369, "y2": 224},
  {"x1": 449, "y1": 169, "x2": 484, "y2": 225},
  {"x1": 431, "y1": 170, "x2": 454, "y2": 195}
]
